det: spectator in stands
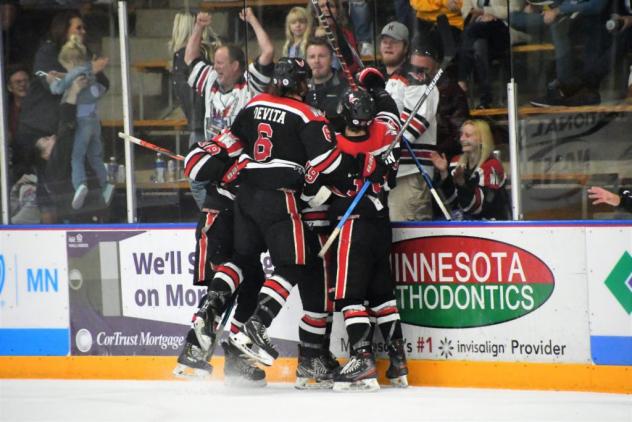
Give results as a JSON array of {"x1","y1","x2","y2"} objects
[
  {"x1": 6, "y1": 65, "x2": 29, "y2": 145},
  {"x1": 601, "y1": 2, "x2": 632, "y2": 102},
  {"x1": 1, "y1": 0, "x2": 39, "y2": 67},
  {"x1": 588, "y1": 186, "x2": 632, "y2": 213},
  {"x1": 18, "y1": 10, "x2": 109, "y2": 146},
  {"x1": 386, "y1": 44, "x2": 441, "y2": 221},
  {"x1": 458, "y1": 0, "x2": 529, "y2": 108},
  {"x1": 394, "y1": 0, "x2": 415, "y2": 32},
  {"x1": 510, "y1": 0, "x2": 610, "y2": 107},
  {"x1": 379, "y1": 21, "x2": 410, "y2": 79},
  {"x1": 169, "y1": 12, "x2": 217, "y2": 147},
  {"x1": 410, "y1": 0, "x2": 464, "y2": 51},
  {"x1": 349, "y1": 0, "x2": 375, "y2": 56},
  {"x1": 282, "y1": 6, "x2": 313, "y2": 58},
  {"x1": 27, "y1": 76, "x2": 88, "y2": 224},
  {"x1": 184, "y1": 9, "x2": 273, "y2": 209},
  {"x1": 50, "y1": 34, "x2": 111, "y2": 211},
  {"x1": 430, "y1": 119, "x2": 509, "y2": 220},
  {"x1": 305, "y1": 36, "x2": 348, "y2": 129},
  {"x1": 311, "y1": 0, "x2": 360, "y2": 73}
]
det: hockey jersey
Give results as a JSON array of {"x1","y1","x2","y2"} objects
[
  {"x1": 323, "y1": 112, "x2": 401, "y2": 219},
  {"x1": 440, "y1": 156, "x2": 510, "y2": 220},
  {"x1": 188, "y1": 57, "x2": 273, "y2": 139},
  {"x1": 228, "y1": 93, "x2": 343, "y2": 191},
  {"x1": 183, "y1": 131, "x2": 245, "y2": 210},
  {"x1": 385, "y1": 74, "x2": 439, "y2": 179}
]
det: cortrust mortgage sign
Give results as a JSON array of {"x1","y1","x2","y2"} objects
[{"x1": 392, "y1": 236, "x2": 555, "y2": 328}]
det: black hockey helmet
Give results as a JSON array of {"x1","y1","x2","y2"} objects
[
  {"x1": 337, "y1": 87, "x2": 376, "y2": 129},
  {"x1": 272, "y1": 57, "x2": 311, "y2": 93}
]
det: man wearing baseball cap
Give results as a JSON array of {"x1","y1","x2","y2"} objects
[{"x1": 379, "y1": 21, "x2": 410, "y2": 79}]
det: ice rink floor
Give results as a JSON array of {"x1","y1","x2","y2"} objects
[{"x1": 1, "y1": 379, "x2": 630, "y2": 422}]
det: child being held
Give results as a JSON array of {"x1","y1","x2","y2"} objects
[
  {"x1": 51, "y1": 35, "x2": 111, "y2": 210},
  {"x1": 282, "y1": 7, "x2": 312, "y2": 58}
]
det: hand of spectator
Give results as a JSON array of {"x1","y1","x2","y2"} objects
[
  {"x1": 524, "y1": 3, "x2": 536, "y2": 13},
  {"x1": 239, "y1": 7, "x2": 256, "y2": 24},
  {"x1": 477, "y1": 14, "x2": 496, "y2": 22},
  {"x1": 92, "y1": 56, "x2": 109, "y2": 74},
  {"x1": 469, "y1": 8, "x2": 484, "y2": 19},
  {"x1": 587, "y1": 186, "x2": 621, "y2": 207},
  {"x1": 447, "y1": 0, "x2": 461, "y2": 12},
  {"x1": 314, "y1": 26, "x2": 326, "y2": 38},
  {"x1": 622, "y1": 16, "x2": 632, "y2": 31},
  {"x1": 196, "y1": 12, "x2": 212, "y2": 28},
  {"x1": 46, "y1": 71, "x2": 64, "y2": 84},
  {"x1": 542, "y1": 8, "x2": 560, "y2": 25},
  {"x1": 66, "y1": 75, "x2": 88, "y2": 103},
  {"x1": 453, "y1": 165, "x2": 466, "y2": 186},
  {"x1": 430, "y1": 151, "x2": 449, "y2": 180}
]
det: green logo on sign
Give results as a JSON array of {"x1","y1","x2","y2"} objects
[{"x1": 604, "y1": 251, "x2": 632, "y2": 314}]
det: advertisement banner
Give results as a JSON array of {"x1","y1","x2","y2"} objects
[
  {"x1": 0, "y1": 230, "x2": 69, "y2": 355},
  {"x1": 585, "y1": 227, "x2": 632, "y2": 365},
  {"x1": 66, "y1": 228, "x2": 300, "y2": 356},
  {"x1": 329, "y1": 225, "x2": 592, "y2": 363}
]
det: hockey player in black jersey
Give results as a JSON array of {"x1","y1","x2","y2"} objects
[
  {"x1": 173, "y1": 133, "x2": 266, "y2": 387},
  {"x1": 303, "y1": 68, "x2": 409, "y2": 392},
  {"x1": 212, "y1": 58, "x2": 345, "y2": 379}
]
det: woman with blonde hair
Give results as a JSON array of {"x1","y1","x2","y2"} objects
[
  {"x1": 282, "y1": 6, "x2": 312, "y2": 58},
  {"x1": 430, "y1": 119, "x2": 510, "y2": 220},
  {"x1": 170, "y1": 12, "x2": 219, "y2": 147}
]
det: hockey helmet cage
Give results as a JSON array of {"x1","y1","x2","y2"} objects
[
  {"x1": 272, "y1": 57, "x2": 311, "y2": 92},
  {"x1": 337, "y1": 87, "x2": 376, "y2": 129}
]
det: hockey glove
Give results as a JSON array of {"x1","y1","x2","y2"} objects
[{"x1": 356, "y1": 67, "x2": 385, "y2": 91}]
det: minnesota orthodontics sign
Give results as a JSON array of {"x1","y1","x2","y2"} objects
[{"x1": 391, "y1": 236, "x2": 555, "y2": 328}]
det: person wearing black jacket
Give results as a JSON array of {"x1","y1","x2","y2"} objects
[
  {"x1": 18, "y1": 10, "x2": 108, "y2": 142},
  {"x1": 29, "y1": 76, "x2": 87, "y2": 223}
]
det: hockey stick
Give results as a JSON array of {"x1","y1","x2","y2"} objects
[
  {"x1": 118, "y1": 132, "x2": 185, "y2": 161},
  {"x1": 204, "y1": 286, "x2": 239, "y2": 361},
  {"x1": 310, "y1": 0, "x2": 358, "y2": 91},
  {"x1": 318, "y1": 15, "x2": 456, "y2": 257}
]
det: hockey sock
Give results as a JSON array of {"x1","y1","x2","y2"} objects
[
  {"x1": 299, "y1": 311, "x2": 328, "y2": 347},
  {"x1": 371, "y1": 300, "x2": 403, "y2": 345},
  {"x1": 341, "y1": 304, "x2": 373, "y2": 353},
  {"x1": 208, "y1": 262, "x2": 243, "y2": 295},
  {"x1": 254, "y1": 274, "x2": 295, "y2": 327}
]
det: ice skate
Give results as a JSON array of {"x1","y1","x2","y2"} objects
[
  {"x1": 386, "y1": 338, "x2": 409, "y2": 387},
  {"x1": 229, "y1": 316, "x2": 278, "y2": 366},
  {"x1": 295, "y1": 345, "x2": 336, "y2": 390},
  {"x1": 193, "y1": 291, "x2": 227, "y2": 355},
  {"x1": 333, "y1": 348, "x2": 379, "y2": 392},
  {"x1": 221, "y1": 341, "x2": 267, "y2": 388},
  {"x1": 173, "y1": 342, "x2": 213, "y2": 379}
]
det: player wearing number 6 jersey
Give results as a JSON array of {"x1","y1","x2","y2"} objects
[{"x1": 219, "y1": 58, "x2": 347, "y2": 370}]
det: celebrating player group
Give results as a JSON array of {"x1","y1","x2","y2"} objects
[{"x1": 169, "y1": 5, "x2": 454, "y2": 393}]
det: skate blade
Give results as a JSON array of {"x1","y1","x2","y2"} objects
[
  {"x1": 333, "y1": 378, "x2": 380, "y2": 392},
  {"x1": 224, "y1": 376, "x2": 267, "y2": 389},
  {"x1": 172, "y1": 363, "x2": 212, "y2": 380},
  {"x1": 193, "y1": 317, "x2": 213, "y2": 351},
  {"x1": 389, "y1": 375, "x2": 409, "y2": 388},
  {"x1": 295, "y1": 377, "x2": 334, "y2": 390},
  {"x1": 229, "y1": 333, "x2": 275, "y2": 367}
]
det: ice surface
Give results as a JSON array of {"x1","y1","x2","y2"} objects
[{"x1": 1, "y1": 379, "x2": 630, "y2": 422}]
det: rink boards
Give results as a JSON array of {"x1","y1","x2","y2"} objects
[{"x1": 0, "y1": 221, "x2": 630, "y2": 393}]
